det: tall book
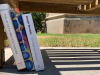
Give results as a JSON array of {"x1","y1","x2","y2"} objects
[
  {"x1": 22, "y1": 13, "x2": 45, "y2": 71},
  {"x1": 0, "y1": 4, "x2": 26, "y2": 70},
  {"x1": 10, "y1": 8, "x2": 35, "y2": 71}
]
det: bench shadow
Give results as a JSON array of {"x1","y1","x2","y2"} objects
[{"x1": 1, "y1": 48, "x2": 100, "y2": 75}]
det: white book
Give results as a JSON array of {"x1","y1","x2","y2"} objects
[
  {"x1": 0, "y1": 4, "x2": 26, "y2": 70},
  {"x1": 22, "y1": 14, "x2": 45, "y2": 71}
]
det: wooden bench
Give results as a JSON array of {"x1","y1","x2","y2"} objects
[{"x1": 1, "y1": 0, "x2": 100, "y2": 68}]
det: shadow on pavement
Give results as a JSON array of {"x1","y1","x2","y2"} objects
[{"x1": 1, "y1": 49, "x2": 100, "y2": 75}]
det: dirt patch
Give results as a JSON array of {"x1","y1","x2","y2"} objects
[{"x1": 37, "y1": 36, "x2": 51, "y2": 39}]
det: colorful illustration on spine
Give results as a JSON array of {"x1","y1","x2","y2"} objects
[{"x1": 11, "y1": 8, "x2": 35, "y2": 71}]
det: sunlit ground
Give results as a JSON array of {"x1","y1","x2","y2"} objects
[{"x1": 1, "y1": 47, "x2": 100, "y2": 75}]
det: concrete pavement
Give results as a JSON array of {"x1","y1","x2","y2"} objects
[{"x1": 1, "y1": 47, "x2": 100, "y2": 75}]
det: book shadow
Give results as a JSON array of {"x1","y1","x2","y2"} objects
[{"x1": 1, "y1": 48, "x2": 100, "y2": 75}]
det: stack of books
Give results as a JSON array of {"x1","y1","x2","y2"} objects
[{"x1": 0, "y1": 4, "x2": 45, "y2": 71}]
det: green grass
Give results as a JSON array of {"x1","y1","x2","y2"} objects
[
  {"x1": 4, "y1": 33, "x2": 100, "y2": 47},
  {"x1": 37, "y1": 33, "x2": 100, "y2": 47}
]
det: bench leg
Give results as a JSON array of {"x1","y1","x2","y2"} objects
[{"x1": 0, "y1": 17, "x2": 4, "y2": 68}]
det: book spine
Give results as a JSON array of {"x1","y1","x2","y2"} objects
[
  {"x1": 10, "y1": 8, "x2": 35, "y2": 71},
  {"x1": 22, "y1": 14, "x2": 45, "y2": 71},
  {"x1": 0, "y1": 4, "x2": 26, "y2": 70}
]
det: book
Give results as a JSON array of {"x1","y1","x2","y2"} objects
[
  {"x1": 22, "y1": 13, "x2": 45, "y2": 71},
  {"x1": 10, "y1": 8, "x2": 35, "y2": 71},
  {"x1": 0, "y1": 4, "x2": 26, "y2": 70}
]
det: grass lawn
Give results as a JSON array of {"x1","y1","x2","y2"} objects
[
  {"x1": 4, "y1": 33, "x2": 100, "y2": 47},
  {"x1": 37, "y1": 33, "x2": 100, "y2": 47}
]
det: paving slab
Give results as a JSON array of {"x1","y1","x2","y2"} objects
[{"x1": 1, "y1": 47, "x2": 100, "y2": 75}]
